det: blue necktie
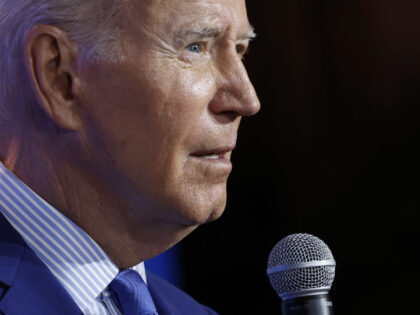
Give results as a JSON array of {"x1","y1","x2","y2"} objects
[{"x1": 109, "y1": 269, "x2": 159, "y2": 315}]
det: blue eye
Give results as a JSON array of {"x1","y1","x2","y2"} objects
[{"x1": 187, "y1": 43, "x2": 201, "y2": 53}]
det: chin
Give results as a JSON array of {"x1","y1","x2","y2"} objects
[
  {"x1": 174, "y1": 192, "x2": 227, "y2": 226},
  {"x1": 155, "y1": 176, "x2": 229, "y2": 228},
  {"x1": 205, "y1": 202, "x2": 227, "y2": 223}
]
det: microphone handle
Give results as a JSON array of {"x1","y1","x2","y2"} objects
[{"x1": 282, "y1": 294, "x2": 334, "y2": 315}]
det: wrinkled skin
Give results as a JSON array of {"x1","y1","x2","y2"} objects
[
  {"x1": 11, "y1": 0, "x2": 260, "y2": 267},
  {"x1": 76, "y1": 1, "x2": 259, "y2": 226}
]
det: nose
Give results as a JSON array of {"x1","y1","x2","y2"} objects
[{"x1": 209, "y1": 52, "x2": 261, "y2": 118}]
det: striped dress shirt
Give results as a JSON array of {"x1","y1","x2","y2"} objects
[{"x1": 0, "y1": 161, "x2": 147, "y2": 314}]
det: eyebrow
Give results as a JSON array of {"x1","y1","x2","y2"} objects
[
  {"x1": 174, "y1": 24, "x2": 256, "y2": 46},
  {"x1": 239, "y1": 26, "x2": 257, "y2": 41}
]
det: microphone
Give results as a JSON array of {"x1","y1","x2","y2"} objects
[{"x1": 266, "y1": 233, "x2": 336, "y2": 315}]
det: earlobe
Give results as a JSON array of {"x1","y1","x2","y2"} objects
[{"x1": 24, "y1": 25, "x2": 82, "y2": 131}]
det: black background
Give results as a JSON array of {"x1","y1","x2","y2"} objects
[{"x1": 181, "y1": 1, "x2": 420, "y2": 314}]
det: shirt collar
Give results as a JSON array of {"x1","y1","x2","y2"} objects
[{"x1": 0, "y1": 161, "x2": 146, "y2": 313}]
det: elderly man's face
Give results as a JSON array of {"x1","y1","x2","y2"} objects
[{"x1": 78, "y1": 0, "x2": 260, "y2": 227}]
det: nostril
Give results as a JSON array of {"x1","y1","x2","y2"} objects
[
  {"x1": 211, "y1": 111, "x2": 239, "y2": 124},
  {"x1": 209, "y1": 76, "x2": 260, "y2": 118}
]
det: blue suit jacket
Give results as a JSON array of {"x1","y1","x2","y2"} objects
[{"x1": 0, "y1": 213, "x2": 218, "y2": 315}]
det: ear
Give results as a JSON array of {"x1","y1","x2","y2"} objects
[{"x1": 24, "y1": 25, "x2": 82, "y2": 130}]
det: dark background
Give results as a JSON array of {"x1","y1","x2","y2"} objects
[{"x1": 180, "y1": 0, "x2": 420, "y2": 314}]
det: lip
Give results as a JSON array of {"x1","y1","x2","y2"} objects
[
  {"x1": 190, "y1": 145, "x2": 236, "y2": 160},
  {"x1": 186, "y1": 145, "x2": 235, "y2": 179}
]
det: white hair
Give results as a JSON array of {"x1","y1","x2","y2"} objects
[{"x1": 0, "y1": 0, "x2": 131, "y2": 123}]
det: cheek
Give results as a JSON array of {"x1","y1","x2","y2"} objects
[
  {"x1": 133, "y1": 65, "x2": 218, "y2": 164},
  {"x1": 79, "y1": 55, "x2": 223, "y2": 222},
  {"x1": 166, "y1": 69, "x2": 217, "y2": 133}
]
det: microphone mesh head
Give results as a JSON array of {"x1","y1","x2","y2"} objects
[{"x1": 267, "y1": 233, "x2": 335, "y2": 299}]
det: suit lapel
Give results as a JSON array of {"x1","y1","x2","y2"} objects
[
  {"x1": 147, "y1": 271, "x2": 217, "y2": 315},
  {"x1": 147, "y1": 272, "x2": 184, "y2": 315},
  {"x1": 0, "y1": 213, "x2": 82, "y2": 315}
]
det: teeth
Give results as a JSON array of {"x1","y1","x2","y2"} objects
[{"x1": 203, "y1": 154, "x2": 219, "y2": 159}]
